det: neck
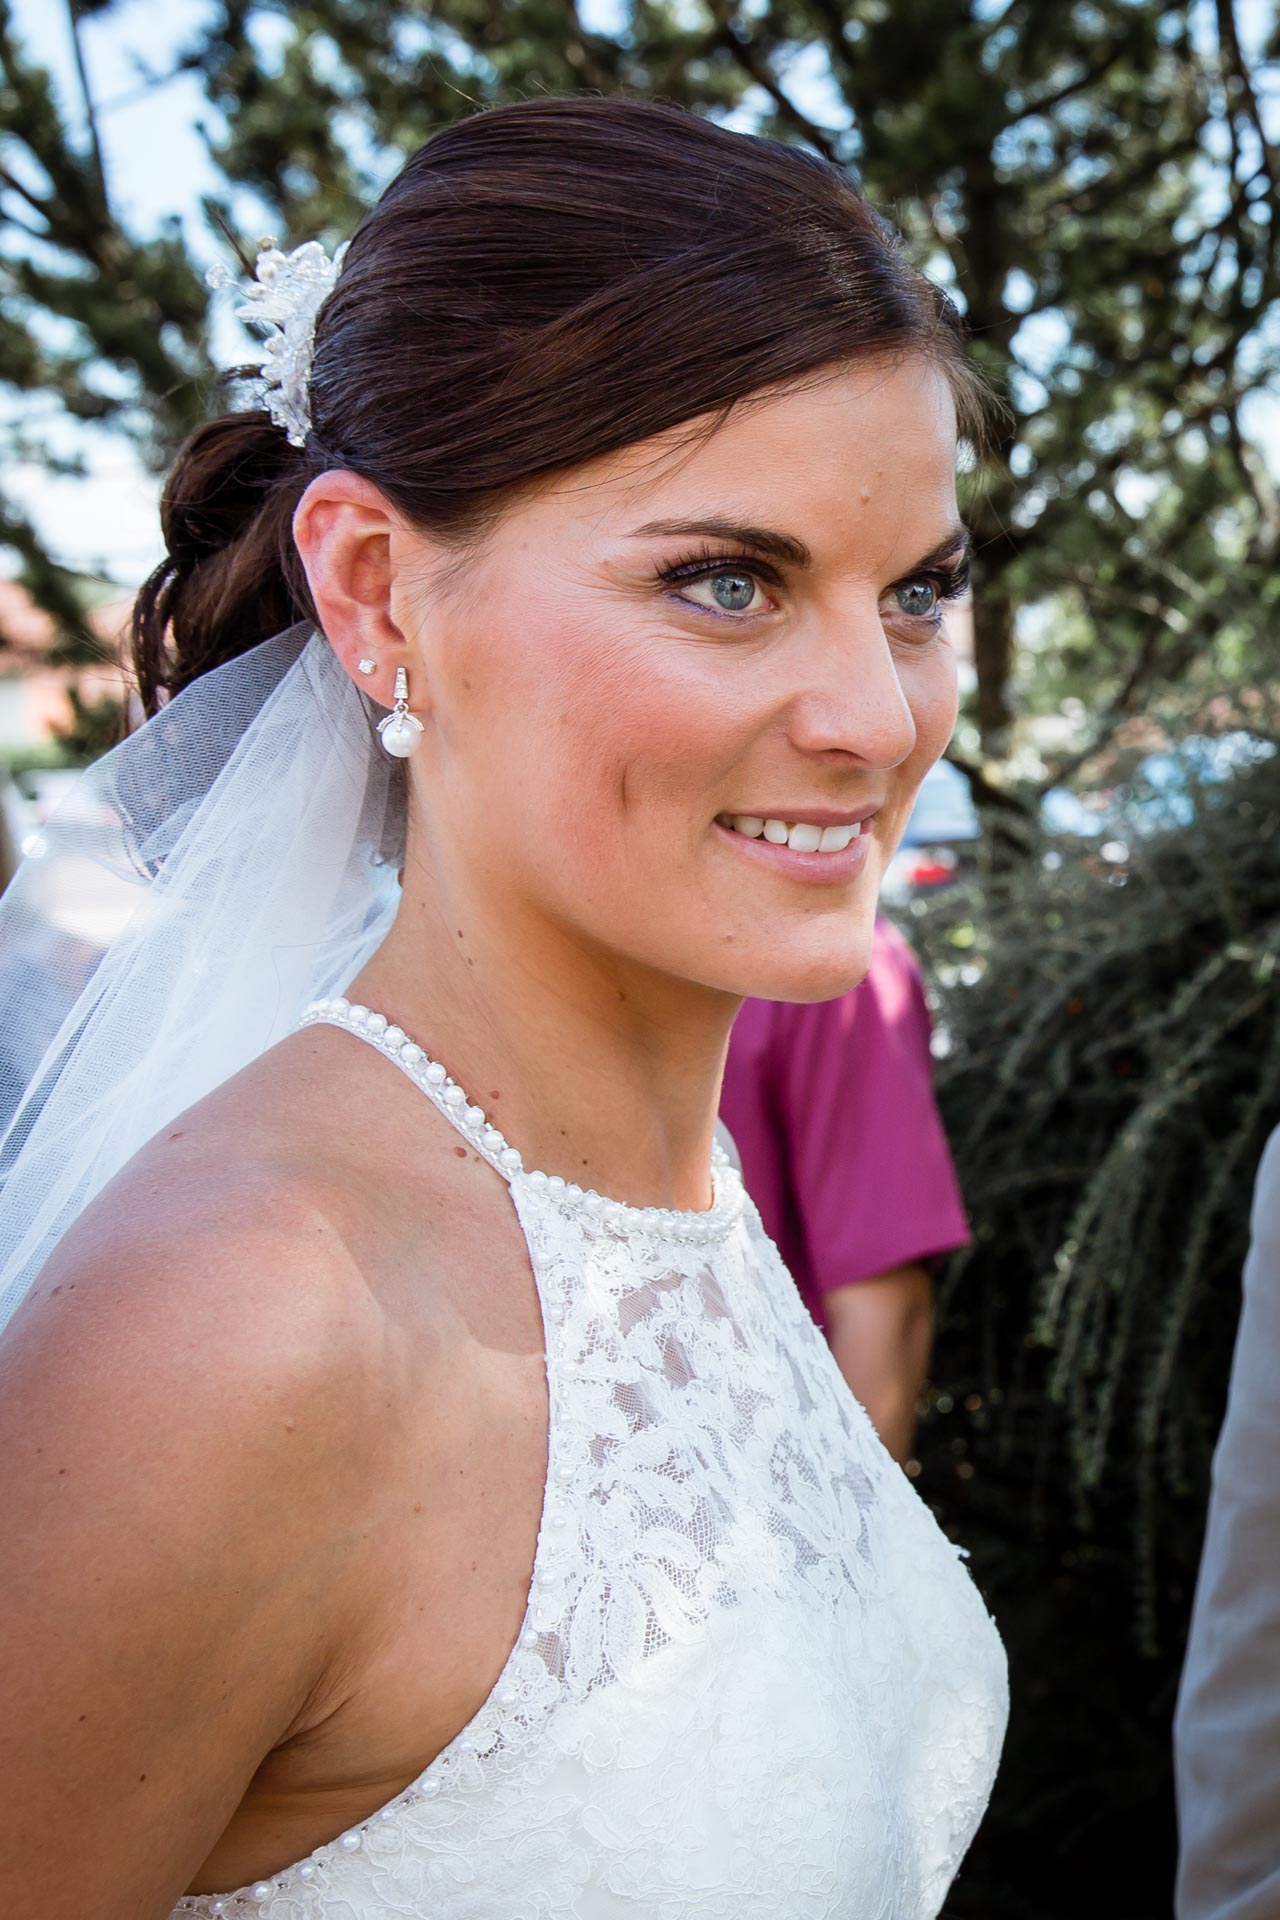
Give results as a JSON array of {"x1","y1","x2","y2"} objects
[{"x1": 346, "y1": 853, "x2": 740, "y2": 1214}]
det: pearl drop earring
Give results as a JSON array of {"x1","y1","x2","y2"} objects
[{"x1": 377, "y1": 665, "x2": 425, "y2": 758}]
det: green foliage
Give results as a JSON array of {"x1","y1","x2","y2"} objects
[
  {"x1": 48, "y1": 678, "x2": 127, "y2": 762},
  {"x1": 0, "y1": 0, "x2": 214, "y2": 659},
  {"x1": 902, "y1": 732, "x2": 1280, "y2": 1913},
  {"x1": 0, "y1": 739, "x2": 72, "y2": 775}
]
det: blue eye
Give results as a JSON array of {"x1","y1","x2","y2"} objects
[
  {"x1": 655, "y1": 549, "x2": 777, "y2": 617},
  {"x1": 895, "y1": 579, "x2": 939, "y2": 618},
  {"x1": 707, "y1": 570, "x2": 757, "y2": 612}
]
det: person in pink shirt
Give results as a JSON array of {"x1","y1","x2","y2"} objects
[{"x1": 720, "y1": 912, "x2": 970, "y2": 1463}]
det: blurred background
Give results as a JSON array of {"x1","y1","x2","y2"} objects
[{"x1": 2, "y1": 1, "x2": 1279, "y2": 1911}]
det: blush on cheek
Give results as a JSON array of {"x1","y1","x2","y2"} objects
[
  {"x1": 480, "y1": 637, "x2": 665, "y2": 898},
  {"x1": 548, "y1": 637, "x2": 699, "y2": 815}
]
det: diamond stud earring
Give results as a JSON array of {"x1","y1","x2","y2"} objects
[
  {"x1": 376, "y1": 665, "x2": 426, "y2": 758},
  {"x1": 357, "y1": 658, "x2": 376, "y2": 675}
]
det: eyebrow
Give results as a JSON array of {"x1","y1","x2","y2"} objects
[
  {"x1": 628, "y1": 518, "x2": 814, "y2": 569},
  {"x1": 627, "y1": 517, "x2": 972, "y2": 576}
]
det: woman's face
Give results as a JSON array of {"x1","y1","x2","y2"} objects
[{"x1": 399, "y1": 353, "x2": 966, "y2": 1004}]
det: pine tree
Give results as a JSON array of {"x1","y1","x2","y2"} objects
[{"x1": 0, "y1": 0, "x2": 212, "y2": 664}]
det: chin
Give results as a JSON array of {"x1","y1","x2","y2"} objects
[{"x1": 719, "y1": 929, "x2": 878, "y2": 1007}]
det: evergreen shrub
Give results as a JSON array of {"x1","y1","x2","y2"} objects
[{"x1": 906, "y1": 734, "x2": 1280, "y2": 1917}]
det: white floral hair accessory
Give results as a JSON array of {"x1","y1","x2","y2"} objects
[{"x1": 207, "y1": 237, "x2": 348, "y2": 448}]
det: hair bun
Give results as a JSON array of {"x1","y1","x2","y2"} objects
[{"x1": 132, "y1": 410, "x2": 313, "y2": 715}]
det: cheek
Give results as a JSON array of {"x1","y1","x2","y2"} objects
[
  {"x1": 878, "y1": 648, "x2": 960, "y2": 850},
  {"x1": 904, "y1": 644, "x2": 960, "y2": 761},
  {"x1": 555, "y1": 641, "x2": 741, "y2": 860},
  {"x1": 448, "y1": 608, "x2": 721, "y2": 857}
]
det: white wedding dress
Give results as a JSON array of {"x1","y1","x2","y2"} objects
[{"x1": 172, "y1": 996, "x2": 1008, "y2": 1920}]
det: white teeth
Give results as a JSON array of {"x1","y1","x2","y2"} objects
[{"x1": 722, "y1": 813, "x2": 869, "y2": 852}]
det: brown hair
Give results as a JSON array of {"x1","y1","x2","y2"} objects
[{"x1": 133, "y1": 94, "x2": 987, "y2": 714}]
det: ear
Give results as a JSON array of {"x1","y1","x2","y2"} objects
[{"x1": 292, "y1": 471, "x2": 424, "y2": 711}]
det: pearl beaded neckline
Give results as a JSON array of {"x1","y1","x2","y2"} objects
[{"x1": 296, "y1": 997, "x2": 744, "y2": 1246}]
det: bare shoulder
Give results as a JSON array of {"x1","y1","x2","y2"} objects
[
  {"x1": 4, "y1": 1022, "x2": 440, "y2": 1447},
  {"x1": 0, "y1": 1034, "x2": 440, "y2": 1912},
  {"x1": 0, "y1": 1090, "x2": 400, "y2": 1708}
]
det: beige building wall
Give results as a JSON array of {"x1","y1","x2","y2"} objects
[{"x1": 0, "y1": 580, "x2": 135, "y2": 751}]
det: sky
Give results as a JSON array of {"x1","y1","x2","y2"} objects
[
  {"x1": 7, "y1": 0, "x2": 230, "y2": 584},
  {"x1": 5, "y1": 0, "x2": 1280, "y2": 590}
]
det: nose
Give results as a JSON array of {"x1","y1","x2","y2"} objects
[{"x1": 785, "y1": 600, "x2": 918, "y2": 769}]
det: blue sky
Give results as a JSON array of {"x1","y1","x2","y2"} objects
[
  {"x1": 6, "y1": 0, "x2": 1280, "y2": 589},
  {"x1": 12, "y1": 0, "x2": 225, "y2": 239},
  {"x1": 8, "y1": 0, "x2": 235, "y2": 583}
]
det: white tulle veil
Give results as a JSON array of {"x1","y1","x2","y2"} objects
[{"x1": 0, "y1": 622, "x2": 403, "y2": 1331}]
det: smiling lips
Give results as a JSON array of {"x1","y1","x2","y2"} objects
[{"x1": 716, "y1": 813, "x2": 871, "y2": 854}]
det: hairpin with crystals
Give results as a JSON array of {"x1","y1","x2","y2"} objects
[{"x1": 206, "y1": 237, "x2": 348, "y2": 448}]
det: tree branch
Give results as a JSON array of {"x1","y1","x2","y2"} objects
[
  {"x1": 561, "y1": 0, "x2": 624, "y2": 93},
  {"x1": 706, "y1": 4, "x2": 843, "y2": 164},
  {"x1": 800, "y1": 0, "x2": 866, "y2": 101},
  {"x1": 1215, "y1": 0, "x2": 1278, "y2": 201},
  {"x1": 64, "y1": 0, "x2": 111, "y2": 220},
  {"x1": 1225, "y1": 403, "x2": 1280, "y2": 561},
  {"x1": 1033, "y1": 633, "x2": 1201, "y2": 796},
  {"x1": 0, "y1": 162, "x2": 52, "y2": 226},
  {"x1": 1018, "y1": 40, "x2": 1132, "y2": 123},
  {"x1": 0, "y1": 208, "x2": 48, "y2": 242},
  {"x1": 1043, "y1": 132, "x2": 1202, "y2": 222},
  {"x1": 944, "y1": 749, "x2": 1034, "y2": 817}
]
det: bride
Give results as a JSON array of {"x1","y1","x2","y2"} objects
[{"x1": 0, "y1": 94, "x2": 1007, "y2": 1918}]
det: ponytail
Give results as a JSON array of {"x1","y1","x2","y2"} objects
[{"x1": 131, "y1": 410, "x2": 315, "y2": 716}]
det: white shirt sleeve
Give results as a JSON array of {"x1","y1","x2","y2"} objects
[{"x1": 1173, "y1": 1123, "x2": 1280, "y2": 1919}]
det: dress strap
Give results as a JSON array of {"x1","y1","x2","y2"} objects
[{"x1": 297, "y1": 998, "x2": 522, "y2": 1184}]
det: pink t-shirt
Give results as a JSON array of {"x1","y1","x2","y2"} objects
[{"x1": 719, "y1": 915, "x2": 971, "y2": 1333}]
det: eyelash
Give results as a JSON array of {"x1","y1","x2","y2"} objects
[{"x1": 655, "y1": 544, "x2": 972, "y2": 626}]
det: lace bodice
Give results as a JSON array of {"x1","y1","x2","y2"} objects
[{"x1": 173, "y1": 997, "x2": 1007, "y2": 1919}]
